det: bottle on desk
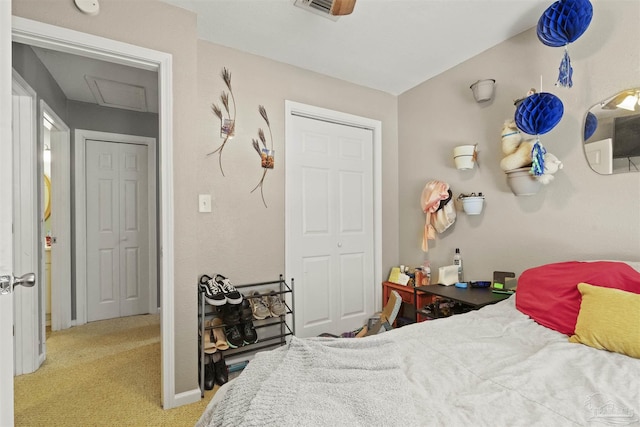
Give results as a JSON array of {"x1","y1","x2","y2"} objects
[
  {"x1": 453, "y1": 248, "x2": 464, "y2": 282},
  {"x1": 422, "y1": 262, "x2": 431, "y2": 285},
  {"x1": 415, "y1": 267, "x2": 423, "y2": 288}
]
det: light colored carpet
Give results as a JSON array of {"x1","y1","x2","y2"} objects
[{"x1": 14, "y1": 314, "x2": 217, "y2": 426}]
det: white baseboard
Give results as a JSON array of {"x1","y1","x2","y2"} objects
[{"x1": 171, "y1": 388, "x2": 202, "y2": 409}]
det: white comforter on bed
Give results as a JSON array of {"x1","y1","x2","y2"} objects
[{"x1": 197, "y1": 296, "x2": 640, "y2": 427}]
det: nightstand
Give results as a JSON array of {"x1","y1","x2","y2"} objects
[{"x1": 413, "y1": 284, "x2": 512, "y2": 322}]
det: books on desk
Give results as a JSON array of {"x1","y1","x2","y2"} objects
[
  {"x1": 492, "y1": 288, "x2": 515, "y2": 295},
  {"x1": 388, "y1": 267, "x2": 410, "y2": 285}
]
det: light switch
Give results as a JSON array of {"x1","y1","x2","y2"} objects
[{"x1": 199, "y1": 194, "x2": 212, "y2": 213}]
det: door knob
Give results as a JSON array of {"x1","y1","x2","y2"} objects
[
  {"x1": 337, "y1": 242, "x2": 342, "y2": 248},
  {"x1": 0, "y1": 273, "x2": 36, "y2": 295}
]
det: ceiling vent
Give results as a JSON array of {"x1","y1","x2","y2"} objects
[{"x1": 293, "y1": 0, "x2": 356, "y2": 21}]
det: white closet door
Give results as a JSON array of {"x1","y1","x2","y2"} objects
[
  {"x1": 288, "y1": 115, "x2": 374, "y2": 338},
  {"x1": 86, "y1": 140, "x2": 149, "y2": 321}
]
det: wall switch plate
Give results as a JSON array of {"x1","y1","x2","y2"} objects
[{"x1": 198, "y1": 194, "x2": 212, "y2": 213}]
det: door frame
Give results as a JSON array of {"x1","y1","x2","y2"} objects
[
  {"x1": 75, "y1": 129, "x2": 158, "y2": 324},
  {"x1": 11, "y1": 16, "x2": 178, "y2": 409},
  {"x1": 40, "y1": 100, "x2": 72, "y2": 332},
  {"x1": 284, "y1": 101, "x2": 383, "y2": 313}
]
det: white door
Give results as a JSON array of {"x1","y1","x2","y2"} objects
[
  {"x1": 1, "y1": 1, "x2": 15, "y2": 424},
  {"x1": 86, "y1": 140, "x2": 150, "y2": 321},
  {"x1": 287, "y1": 113, "x2": 375, "y2": 338},
  {"x1": 12, "y1": 72, "x2": 43, "y2": 376},
  {"x1": 585, "y1": 138, "x2": 613, "y2": 175}
]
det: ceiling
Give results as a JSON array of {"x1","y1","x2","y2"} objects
[
  {"x1": 159, "y1": 0, "x2": 550, "y2": 95},
  {"x1": 27, "y1": 45, "x2": 159, "y2": 114},
  {"x1": 25, "y1": 0, "x2": 551, "y2": 114}
]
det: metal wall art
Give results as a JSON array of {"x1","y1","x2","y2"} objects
[
  {"x1": 208, "y1": 67, "x2": 236, "y2": 176},
  {"x1": 251, "y1": 105, "x2": 274, "y2": 208}
]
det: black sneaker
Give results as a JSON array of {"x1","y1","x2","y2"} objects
[
  {"x1": 225, "y1": 324, "x2": 244, "y2": 349},
  {"x1": 214, "y1": 274, "x2": 243, "y2": 305},
  {"x1": 199, "y1": 274, "x2": 227, "y2": 306},
  {"x1": 223, "y1": 309, "x2": 244, "y2": 348},
  {"x1": 241, "y1": 321, "x2": 258, "y2": 345},
  {"x1": 240, "y1": 299, "x2": 258, "y2": 344}
]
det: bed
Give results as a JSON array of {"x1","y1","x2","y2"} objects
[{"x1": 196, "y1": 261, "x2": 640, "y2": 426}]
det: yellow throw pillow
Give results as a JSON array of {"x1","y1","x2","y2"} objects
[{"x1": 569, "y1": 282, "x2": 640, "y2": 358}]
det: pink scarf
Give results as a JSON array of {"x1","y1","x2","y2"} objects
[{"x1": 421, "y1": 180, "x2": 450, "y2": 251}]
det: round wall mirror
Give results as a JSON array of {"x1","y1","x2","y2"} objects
[{"x1": 583, "y1": 87, "x2": 640, "y2": 175}]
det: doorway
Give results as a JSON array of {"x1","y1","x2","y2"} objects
[
  {"x1": 40, "y1": 100, "x2": 72, "y2": 333},
  {"x1": 11, "y1": 16, "x2": 178, "y2": 409},
  {"x1": 76, "y1": 130, "x2": 157, "y2": 323}
]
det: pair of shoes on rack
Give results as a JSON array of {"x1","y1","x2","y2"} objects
[
  {"x1": 201, "y1": 324, "x2": 216, "y2": 354},
  {"x1": 204, "y1": 318, "x2": 229, "y2": 351},
  {"x1": 248, "y1": 290, "x2": 286, "y2": 319},
  {"x1": 223, "y1": 301, "x2": 258, "y2": 348},
  {"x1": 204, "y1": 352, "x2": 228, "y2": 389},
  {"x1": 199, "y1": 274, "x2": 243, "y2": 306}
]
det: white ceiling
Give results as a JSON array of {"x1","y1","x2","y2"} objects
[
  {"x1": 29, "y1": 45, "x2": 159, "y2": 113},
  {"x1": 159, "y1": 0, "x2": 550, "y2": 95},
  {"x1": 26, "y1": 0, "x2": 551, "y2": 113}
]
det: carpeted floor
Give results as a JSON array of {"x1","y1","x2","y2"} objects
[{"x1": 14, "y1": 314, "x2": 217, "y2": 426}]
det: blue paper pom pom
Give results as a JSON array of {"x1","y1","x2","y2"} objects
[
  {"x1": 537, "y1": 0, "x2": 593, "y2": 47},
  {"x1": 584, "y1": 111, "x2": 598, "y2": 140},
  {"x1": 514, "y1": 93, "x2": 564, "y2": 136}
]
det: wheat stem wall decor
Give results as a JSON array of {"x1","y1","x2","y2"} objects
[
  {"x1": 251, "y1": 105, "x2": 273, "y2": 207},
  {"x1": 207, "y1": 67, "x2": 236, "y2": 176}
]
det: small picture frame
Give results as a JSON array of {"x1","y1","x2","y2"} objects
[
  {"x1": 220, "y1": 118, "x2": 235, "y2": 138},
  {"x1": 261, "y1": 148, "x2": 275, "y2": 169}
]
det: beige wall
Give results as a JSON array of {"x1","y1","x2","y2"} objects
[
  {"x1": 12, "y1": 0, "x2": 399, "y2": 396},
  {"x1": 398, "y1": 0, "x2": 640, "y2": 279},
  {"x1": 193, "y1": 39, "x2": 398, "y2": 284}
]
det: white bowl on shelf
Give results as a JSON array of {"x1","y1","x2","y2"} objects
[{"x1": 460, "y1": 195, "x2": 484, "y2": 215}]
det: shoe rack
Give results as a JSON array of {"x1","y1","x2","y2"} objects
[{"x1": 198, "y1": 275, "x2": 295, "y2": 397}]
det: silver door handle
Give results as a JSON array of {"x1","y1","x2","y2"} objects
[{"x1": 0, "y1": 273, "x2": 36, "y2": 295}]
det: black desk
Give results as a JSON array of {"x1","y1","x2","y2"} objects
[{"x1": 413, "y1": 284, "x2": 512, "y2": 321}]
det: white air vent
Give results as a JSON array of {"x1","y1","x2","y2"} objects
[{"x1": 293, "y1": 0, "x2": 356, "y2": 21}]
